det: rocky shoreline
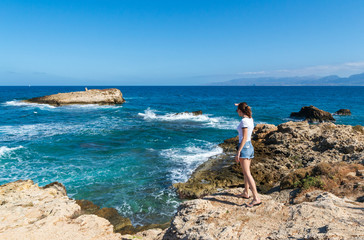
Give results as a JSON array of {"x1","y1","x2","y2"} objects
[
  {"x1": 1, "y1": 120, "x2": 363, "y2": 239},
  {"x1": 174, "y1": 121, "x2": 364, "y2": 199}
]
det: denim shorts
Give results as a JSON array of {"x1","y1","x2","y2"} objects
[{"x1": 237, "y1": 141, "x2": 254, "y2": 159}]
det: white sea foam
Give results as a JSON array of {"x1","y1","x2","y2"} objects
[
  {"x1": 282, "y1": 117, "x2": 304, "y2": 122},
  {"x1": 160, "y1": 142, "x2": 223, "y2": 183},
  {"x1": 0, "y1": 123, "x2": 80, "y2": 141},
  {"x1": 0, "y1": 146, "x2": 24, "y2": 158},
  {"x1": 138, "y1": 108, "x2": 239, "y2": 130},
  {"x1": 2, "y1": 100, "x2": 123, "y2": 110},
  {"x1": 138, "y1": 108, "x2": 210, "y2": 121},
  {"x1": 3, "y1": 100, "x2": 56, "y2": 109},
  {"x1": 61, "y1": 104, "x2": 123, "y2": 110}
]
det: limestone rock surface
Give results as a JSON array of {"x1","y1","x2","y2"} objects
[
  {"x1": 163, "y1": 188, "x2": 364, "y2": 240},
  {"x1": 0, "y1": 180, "x2": 121, "y2": 240},
  {"x1": 120, "y1": 228, "x2": 166, "y2": 240},
  {"x1": 24, "y1": 88, "x2": 125, "y2": 106}
]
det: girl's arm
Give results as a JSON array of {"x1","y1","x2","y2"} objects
[{"x1": 236, "y1": 128, "x2": 248, "y2": 160}]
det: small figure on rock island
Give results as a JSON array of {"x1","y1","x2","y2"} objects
[{"x1": 235, "y1": 102, "x2": 262, "y2": 207}]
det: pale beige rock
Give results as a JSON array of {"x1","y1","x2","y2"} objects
[
  {"x1": 265, "y1": 121, "x2": 364, "y2": 166},
  {"x1": 163, "y1": 188, "x2": 364, "y2": 240},
  {"x1": 0, "y1": 180, "x2": 121, "y2": 240},
  {"x1": 253, "y1": 123, "x2": 278, "y2": 140},
  {"x1": 120, "y1": 228, "x2": 166, "y2": 240},
  {"x1": 24, "y1": 88, "x2": 125, "y2": 106}
]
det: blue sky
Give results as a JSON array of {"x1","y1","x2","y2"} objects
[{"x1": 1, "y1": 0, "x2": 364, "y2": 85}]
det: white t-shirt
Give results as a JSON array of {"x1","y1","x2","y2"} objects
[{"x1": 237, "y1": 117, "x2": 254, "y2": 143}]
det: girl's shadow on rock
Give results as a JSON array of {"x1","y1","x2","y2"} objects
[{"x1": 203, "y1": 192, "x2": 249, "y2": 207}]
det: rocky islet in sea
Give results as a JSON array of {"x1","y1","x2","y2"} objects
[
  {"x1": 23, "y1": 88, "x2": 125, "y2": 106},
  {"x1": 290, "y1": 105, "x2": 335, "y2": 122},
  {"x1": 335, "y1": 108, "x2": 352, "y2": 115}
]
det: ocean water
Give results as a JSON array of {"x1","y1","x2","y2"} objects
[{"x1": 0, "y1": 86, "x2": 363, "y2": 225}]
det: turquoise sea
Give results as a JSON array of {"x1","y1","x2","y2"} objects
[{"x1": 1, "y1": 86, "x2": 363, "y2": 226}]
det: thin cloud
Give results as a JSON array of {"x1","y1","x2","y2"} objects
[
  {"x1": 237, "y1": 61, "x2": 364, "y2": 78},
  {"x1": 238, "y1": 71, "x2": 266, "y2": 75}
]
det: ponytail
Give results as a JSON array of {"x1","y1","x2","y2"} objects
[{"x1": 238, "y1": 102, "x2": 252, "y2": 118}]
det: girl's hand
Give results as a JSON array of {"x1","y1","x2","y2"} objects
[{"x1": 235, "y1": 154, "x2": 240, "y2": 163}]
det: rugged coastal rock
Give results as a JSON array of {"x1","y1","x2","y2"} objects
[
  {"x1": 0, "y1": 180, "x2": 122, "y2": 240},
  {"x1": 122, "y1": 186, "x2": 364, "y2": 239},
  {"x1": 335, "y1": 108, "x2": 352, "y2": 115},
  {"x1": 290, "y1": 105, "x2": 335, "y2": 122},
  {"x1": 174, "y1": 121, "x2": 364, "y2": 198},
  {"x1": 280, "y1": 162, "x2": 364, "y2": 203},
  {"x1": 24, "y1": 88, "x2": 125, "y2": 106},
  {"x1": 161, "y1": 188, "x2": 364, "y2": 240},
  {"x1": 3, "y1": 179, "x2": 363, "y2": 240}
]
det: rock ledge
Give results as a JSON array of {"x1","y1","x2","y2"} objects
[{"x1": 24, "y1": 88, "x2": 125, "y2": 106}]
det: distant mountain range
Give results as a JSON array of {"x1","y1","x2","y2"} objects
[{"x1": 206, "y1": 72, "x2": 364, "y2": 86}]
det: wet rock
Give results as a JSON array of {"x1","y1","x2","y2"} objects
[
  {"x1": 173, "y1": 153, "x2": 246, "y2": 199},
  {"x1": 76, "y1": 199, "x2": 170, "y2": 235},
  {"x1": 24, "y1": 88, "x2": 125, "y2": 106},
  {"x1": 290, "y1": 105, "x2": 335, "y2": 122},
  {"x1": 175, "y1": 110, "x2": 202, "y2": 116},
  {"x1": 335, "y1": 108, "x2": 351, "y2": 115},
  {"x1": 76, "y1": 199, "x2": 132, "y2": 233}
]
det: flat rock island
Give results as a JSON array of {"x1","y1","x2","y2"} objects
[{"x1": 24, "y1": 88, "x2": 125, "y2": 106}]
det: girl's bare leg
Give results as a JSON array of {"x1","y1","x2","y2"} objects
[
  {"x1": 240, "y1": 158, "x2": 250, "y2": 197},
  {"x1": 241, "y1": 158, "x2": 261, "y2": 205}
]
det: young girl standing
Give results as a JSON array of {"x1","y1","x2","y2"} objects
[{"x1": 235, "y1": 102, "x2": 261, "y2": 207}]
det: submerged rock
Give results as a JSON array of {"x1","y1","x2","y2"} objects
[
  {"x1": 175, "y1": 110, "x2": 202, "y2": 116},
  {"x1": 290, "y1": 105, "x2": 335, "y2": 122},
  {"x1": 76, "y1": 199, "x2": 133, "y2": 233},
  {"x1": 335, "y1": 108, "x2": 352, "y2": 115},
  {"x1": 24, "y1": 88, "x2": 125, "y2": 106}
]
